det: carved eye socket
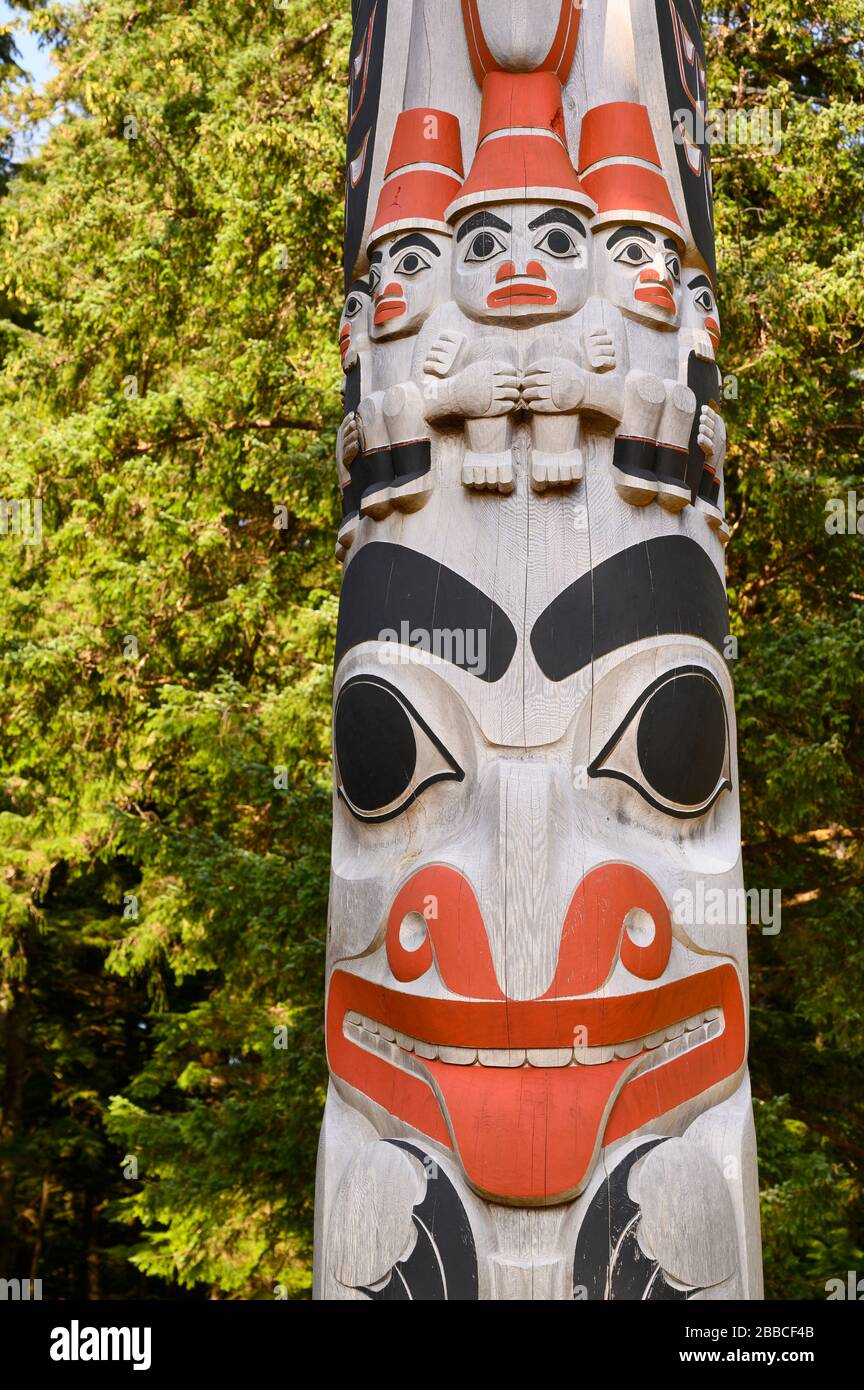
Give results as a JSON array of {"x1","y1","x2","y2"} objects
[
  {"x1": 534, "y1": 227, "x2": 582, "y2": 259},
  {"x1": 394, "y1": 250, "x2": 431, "y2": 277},
  {"x1": 344, "y1": 294, "x2": 364, "y2": 319},
  {"x1": 588, "y1": 666, "x2": 731, "y2": 819},
  {"x1": 665, "y1": 252, "x2": 681, "y2": 283},
  {"x1": 334, "y1": 676, "x2": 464, "y2": 823},
  {"x1": 464, "y1": 230, "x2": 506, "y2": 263},
  {"x1": 614, "y1": 240, "x2": 652, "y2": 268},
  {"x1": 694, "y1": 288, "x2": 715, "y2": 314},
  {"x1": 368, "y1": 265, "x2": 381, "y2": 293}
]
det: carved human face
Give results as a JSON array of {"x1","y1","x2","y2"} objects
[
  {"x1": 338, "y1": 280, "x2": 372, "y2": 371},
  {"x1": 451, "y1": 201, "x2": 592, "y2": 325},
  {"x1": 326, "y1": 531, "x2": 747, "y2": 1206},
  {"x1": 367, "y1": 231, "x2": 452, "y2": 341},
  {"x1": 597, "y1": 222, "x2": 683, "y2": 329},
  {"x1": 683, "y1": 269, "x2": 721, "y2": 357}
]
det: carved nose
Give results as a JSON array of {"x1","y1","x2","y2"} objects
[
  {"x1": 494, "y1": 762, "x2": 558, "y2": 1000},
  {"x1": 375, "y1": 281, "x2": 403, "y2": 302},
  {"x1": 495, "y1": 261, "x2": 517, "y2": 282},
  {"x1": 526, "y1": 260, "x2": 547, "y2": 280},
  {"x1": 639, "y1": 267, "x2": 673, "y2": 292}
]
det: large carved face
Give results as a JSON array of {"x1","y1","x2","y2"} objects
[
  {"x1": 451, "y1": 201, "x2": 592, "y2": 325},
  {"x1": 338, "y1": 279, "x2": 372, "y2": 372},
  {"x1": 327, "y1": 517, "x2": 747, "y2": 1206},
  {"x1": 597, "y1": 221, "x2": 684, "y2": 329},
  {"x1": 367, "y1": 230, "x2": 452, "y2": 341},
  {"x1": 682, "y1": 268, "x2": 721, "y2": 358}
]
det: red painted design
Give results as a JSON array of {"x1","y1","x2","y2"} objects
[{"x1": 329, "y1": 863, "x2": 746, "y2": 1202}]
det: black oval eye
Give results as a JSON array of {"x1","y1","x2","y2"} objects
[
  {"x1": 400, "y1": 253, "x2": 422, "y2": 273},
  {"x1": 345, "y1": 295, "x2": 362, "y2": 317},
  {"x1": 536, "y1": 227, "x2": 578, "y2": 258},
  {"x1": 618, "y1": 242, "x2": 650, "y2": 265},
  {"x1": 335, "y1": 681, "x2": 417, "y2": 813},
  {"x1": 588, "y1": 666, "x2": 731, "y2": 819},
  {"x1": 469, "y1": 231, "x2": 499, "y2": 260},
  {"x1": 695, "y1": 289, "x2": 713, "y2": 313},
  {"x1": 636, "y1": 674, "x2": 726, "y2": 806},
  {"x1": 666, "y1": 254, "x2": 681, "y2": 282},
  {"x1": 334, "y1": 676, "x2": 464, "y2": 823}
]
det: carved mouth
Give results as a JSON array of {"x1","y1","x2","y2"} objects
[
  {"x1": 345, "y1": 1006, "x2": 724, "y2": 1069},
  {"x1": 374, "y1": 297, "x2": 406, "y2": 324},
  {"x1": 634, "y1": 284, "x2": 675, "y2": 312},
  {"x1": 327, "y1": 963, "x2": 746, "y2": 1203},
  {"x1": 706, "y1": 317, "x2": 721, "y2": 354},
  {"x1": 486, "y1": 283, "x2": 558, "y2": 308}
]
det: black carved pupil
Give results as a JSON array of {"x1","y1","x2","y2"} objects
[
  {"x1": 335, "y1": 682, "x2": 417, "y2": 813},
  {"x1": 668, "y1": 258, "x2": 680, "y2": 279},
  {"x1": 472, "y1": 232, "x2": 497, "y2": 259},
  {"x1": 546, "y1": 229, "x2": 572, "y2": 256},
  {"x1": 402, "y1": 254, "x2": 421, "y2": 273},
  {"x1": 626, "y1": 245, "x2": 644, "y2": 262},
  {"x1": 636, "y1": 674, "x2": 726, "y2": 806},
  {"x1": 346, "y1": 297, "x2": 360, "y2": 315}
]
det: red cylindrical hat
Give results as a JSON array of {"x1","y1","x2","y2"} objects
[
  {"x1": 578, "y1": 102, "x2": 685, "y2": 243},
  {"x1": 369, "y1": 108, "x2": 464, "y2": 246},
  {"x1": 446, "y1": 71, "x2": 596, "y2": 221}
]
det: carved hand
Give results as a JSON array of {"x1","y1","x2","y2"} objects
[
  {"x1": 522, "y1": 357, "x2": 588, "y2": 414},
  {"x1": 424, "y1": 330, "x2": 467, "y2": 378},
  {"x1": 697, "y1": 404, "x2": 725, "y2": 461},
  {"x1": 338, "y1": 413, "x2": 362, "y2": 465},
  {"x1": 444, "y1": 359, "x2": 521, "y2": 419},
  {"x1": 584, "y1": 329, "x2": 616, "y2": 372}
]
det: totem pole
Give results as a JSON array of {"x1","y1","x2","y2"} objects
[{"x1": 315, "y1": 0, "x2": 762, "y2": 1301}]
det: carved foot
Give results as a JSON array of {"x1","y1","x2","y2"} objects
[
  {"x1": 530, "y1": 449, "x2": 584, "y2": 492},
  {"x1": 462, "y1": 451, "x2": 514, "y2": 494}
]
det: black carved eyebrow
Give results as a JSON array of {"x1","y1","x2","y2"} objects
[
  {"x1": 527, "y1": 207, "x2": 587, "y2": 236},
  {"x1": 335, "y1": 542, "x2": 517, "y2": 682},
  {"x1": 687, "y1": 273, "x2": 713, "y2": 291},
  {"x1": 389, "y1": 232, "x2": 442, "y2": 258},
  {"x1": 663, "y1": 238, "x2": 680, "y2": 252},
  {"x1": 605, "y1": 225, "x2": 657, "y2": 249},
  {"x1": 368, "y1": 249, "x2": 383, "y2": 264},
  {"x1": 530, "y1": 537, "x2": 730, "y2": 680},
  {"x1": 456, "y1": 211, "x2": 512, "y2": 243},
  {"x1": 348, "y1": 277, "x2": 371, "y2": 296}
]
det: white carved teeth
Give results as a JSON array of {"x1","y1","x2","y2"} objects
[
  {"x1": 438, "y1": 1045, "x2": 476, "y2": 1065},
  {"x1": 478, "y1": 1048, "x2": 525, "y2": 1067},
  {"x1": 344, "y1": 1011, "x2": 725, "y2": 1069}
]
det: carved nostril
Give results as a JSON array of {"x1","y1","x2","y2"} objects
[
  {"x1": 496, "y1": 261, "x2": 517, "y2": 282},
  {"x1": 399, "y1": 911, "x2": 428, "y2": 953},
  {"x1": 624, "y1": 907, "x2": 656, "y2": 948},
  {"x1": 526, "y1": 260, "x2": 547, "y2": 280}
]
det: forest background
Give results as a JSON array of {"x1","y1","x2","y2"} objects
[{"x1": 0, "y1": 0, "x2": 862, "y2": 1300}]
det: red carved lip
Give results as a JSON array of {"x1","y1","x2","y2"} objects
[
  {"x1": 327, "y1": 962, "x2": 746, "y2": 1204},
  {"x1": 374, "y1": 298, "x2": 406, "y2": 324},
  {"x1": 635, "y1": 284, "x2": 676, "y2": 312},
  {"x1": 339, "y1": 325, "x2": 351, "y2": 363},
  {"x1": 705, "y1": 316, "x2": 721, "y2": 354},
  {"x1": 486, "y1": 283, "x2": 558, "y2": 308}
]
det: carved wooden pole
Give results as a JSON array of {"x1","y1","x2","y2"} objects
[{"x1": 316, "y1": 0, "x2": 762, "y2": 1301}]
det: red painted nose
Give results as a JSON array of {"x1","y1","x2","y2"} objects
[
  {"x1": 375, "y1": 281, "x2": 403, "y2": 302},
  {"x1": 386, "y1": 863, "x2": 672, "y2": 999},
  {"x1": 495, "y1": 261, "x2": 548, "y2": 283},
  {"x1": 639, "y1": 267, "x2": 673, "y2": 292}
]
